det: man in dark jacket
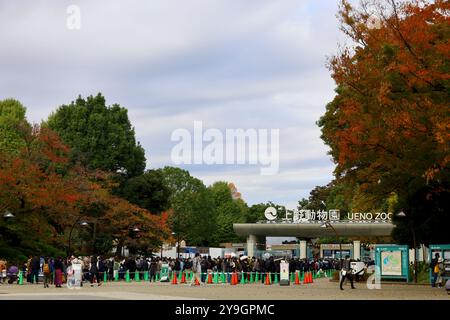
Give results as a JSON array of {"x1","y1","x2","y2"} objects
[
  {"x1": 30, "y1": 255, "x2": 41, "y2": 284},
  {"x1": 339, "y1": 255, "x2": 355, "y2": 290}
]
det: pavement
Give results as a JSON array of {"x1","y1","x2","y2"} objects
[{"x1": 0, "y1": 278, "x2": 448, "y2": 300}]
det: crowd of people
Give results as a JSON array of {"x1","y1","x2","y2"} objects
[{"x1": 0, "y1": 254, "x2": 341, "y2": 287}]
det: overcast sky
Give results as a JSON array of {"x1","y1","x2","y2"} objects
[{"x1": 0, "y1": 0, "x2": 350, "y2": 209}]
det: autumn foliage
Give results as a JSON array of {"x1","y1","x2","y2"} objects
[
  {"x1": 319, "y1": 0, "x2": 450, "y2": 244},
  {"x1": 320, "y1": 0, "x2": 449, "y2": 192},
  {"x1": 0, "y1": 123, "x2": 170, "y2": 257}
]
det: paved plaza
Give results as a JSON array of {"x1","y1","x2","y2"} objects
[{"x1": 0, "y1": 278, "x2": 448, "y2": 300}]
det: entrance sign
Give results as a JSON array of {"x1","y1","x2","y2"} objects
[
  {"x1": 264, "y1": 207, "x2": 392, "y2": 223},
  {"x1": 279, "y1": 261, "x2": 290, "y2": 286},
  {"x1": 375, "y1": 245, "x2": 409, "y2": 282}
]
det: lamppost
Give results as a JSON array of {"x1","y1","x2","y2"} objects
[
  {"x1": 67, "y1": 217, "x2": 88, "y2": 256},
  {"x1": 3, "y1": 210, "x2": 15, "y2": 219},
  {"x1": 172, "y1": 232, "x2": 180, "y2": 258},
  {"x1": 397, "y1": 210, "x2": 418, "y2": 283},
  {"x1": 321, "y1": 221, "x2": 343, "y2": 267}
]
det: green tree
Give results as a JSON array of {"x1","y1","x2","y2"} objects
[
  {"x1": 46, "y1": 93, "x2": 146, "y2": 177},
  {"x1": 0, "y1": 99, "x2": 30, "y2": 155},
  {"x1": 209, "y1": 181, "x2": 248, "y2": 244},
  {"x1": 158, "y1": 167, "x2": 216, "y2": 246},
  {"x1": 121, "y1": 170, "x2": 171, "y2": 214}
]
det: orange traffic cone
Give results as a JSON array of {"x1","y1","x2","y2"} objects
[
  {"x1": 194, "y1": 277, "x2": 200, "y2": 286},
  {"x1": 295, "y1": 272, "x2": 300, "y2": 285},
  {"x1": 264, "y1": 273, "x2": 271, "y2": 285},
  {"x1": 303, "y1": 272, "x2": 308, "y2": 284},
  {"x1": 172, "y1": 273, "x2": 178, "y2": 285},
  {"x1": 232, "y1": 272, "x2": 238, "y2": 285},
  {"x1": 207, "y1": 273, "x2": 213, "y2": 284},
  {"x1": 180, "y1": 272, "x2": 186, "y2": 284}
]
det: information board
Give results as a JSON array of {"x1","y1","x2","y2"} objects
[
  {"x1": 279, "y1": 261, "x2": 289, "y2": 285},
  {"x1": 374, "y1": 245, "x2": 409, "y2": 282}
]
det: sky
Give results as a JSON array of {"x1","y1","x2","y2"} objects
[{"x1": 0, "y1": 0, "x2": 350, "y2": 210}]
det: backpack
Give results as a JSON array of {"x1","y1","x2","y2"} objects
[
  {"x1": 430, "y1": 258, "x2": 437, "y2": 270},
  {"x1": 43, "y1": 263, "x2": 50, "y2": 274}
]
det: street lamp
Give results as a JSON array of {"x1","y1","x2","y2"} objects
[
  {"x1": 321, "y1": 221, "x2": 343, "y2": 266},
  {"x1": 172, "y1": 232, "x2": 180, "y2": 258},
  {"x1": 3, "y1": 210, "x2": 15, "y2": 219},
  {"x1": 396, "y1": 210, "x2": 418, "y2": 283},
  {"x1": 68, "y1": 218, "x2": 88, "y2": 256}
]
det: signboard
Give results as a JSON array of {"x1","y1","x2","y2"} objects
[
  {"x1": 375, "y1": 245, "x2": 409, "y2": 282},
  {"x1": 264, "y1": 207, "x2": 392, "y2": 223},
  {"x1": 279, "y1": 261, "x2": 290, "y2": 286},
  {"x1": 160, "y1": 263, "x2": 170, "y2": 282},
  {"x1": 381, "y1": 251, "x2": 402, "y2": 276}
]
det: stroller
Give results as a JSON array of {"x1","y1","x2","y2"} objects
[{"x1": 7, "y1": 266, "x2": 19, "y2": 284}]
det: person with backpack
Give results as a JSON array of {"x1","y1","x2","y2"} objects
[
  {"x1": 431, "y1": 252, "x2": 440, "y2": 288},
  {"x1": 189, "y1": 253, "x2": 203, "y2": 286},
  {"x1": 43, "y1": 257, "x2": 51, "y2": 288}
]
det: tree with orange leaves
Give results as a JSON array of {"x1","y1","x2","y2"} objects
[
  {"x1": 319, "y1": 0, "x2": 449, "y2": 245},
  {"x1": 0, "y1": 99, "x2": 171, "y2": 258}
]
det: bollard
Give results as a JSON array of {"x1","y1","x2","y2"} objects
[
  {"x1": 115, "y1": 271, "x2": 119, "y2": 282},
  {"x1": 103, "y1": 272, "x2": 107, "y2": 283},
  {"x1": 255, "y1": 272, "x2": 259, "y2": 282},
  {"x1": 240, "y1": 272, "x2": 246, "y2": 285},
  {"x1": 18, "y1": 271, "x2": 23, "y2": 285},
  {"x1": 213, "y1": 272, "x2": 219, "y2": 284},
  {"x1": 274, "y1": 272, "x2": 279, "y2": 284},
  {"x1": 290, "y1": 272, "x2": 295, "y2": 283},
  {"x1": 144, "y1": 271, "x2": 149, "y2": 281},
  {"x1": 126, "y1": 270, "x2": 130, "y2": 282},
  {"x1": 135, "y1": 271, "x2": 140, "y2": 282},
  {"x1": 250, "y1": 272, "x2": 254, "y2": 283}
]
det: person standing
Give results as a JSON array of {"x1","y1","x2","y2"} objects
[
  {"x1": 339, "y1": 255, "x2": 355, "y2": 290},
  {"x1": 42, "y1": 257, "x2": 51, "y2": 288},
  {"x1": 89, "y1": 256, "x2": 102, "y2": 286},
  {"x1": 30, "y1": 255, "x2": 40, "y2": 284},
  {"x1": 189, "y1": 253, "x2": 203, "y2": 286},
  {"x1": 0, "y1": 259, "x2": 6, "y2": 284},
  {"x1": 54, "y1": 257, "x2": 64, "y2": 288},
  {"x1": 431, "y1": 252, "x2": 440, "y2": 288}
]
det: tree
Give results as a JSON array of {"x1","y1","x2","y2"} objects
[
  {"x1": 46, "y1": 93, "x2": 146, "y2": 178},
  {"x1": 158, "y1": 166, "x2": 216, "y2": 246},
  {"x1": 0, "y1": 99, "x2": 30, "y2": 155},
  {"x1": 0, "y1": 101, "x2": 168, "y2": 259},
  {"x1": 319, "y1": 0, "x2": 450, "y2": 244},
  {"x1": 209, "y1": 182, "x2": 248, "y2": 244},
  {"x1": 120, "y1": 170, "x2": 171, "y2": 214}
]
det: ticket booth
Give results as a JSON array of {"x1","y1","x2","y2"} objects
[
  {"x1": 429, "y1": 244, "x2": 450, "y2": 284},
  {"x1": 375, "y1": 244, "x2": 410, "y2": 282}
]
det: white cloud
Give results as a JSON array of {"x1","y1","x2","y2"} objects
[{"x1": 0, "y1": 0, "x2": 344, "y2": 207}]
